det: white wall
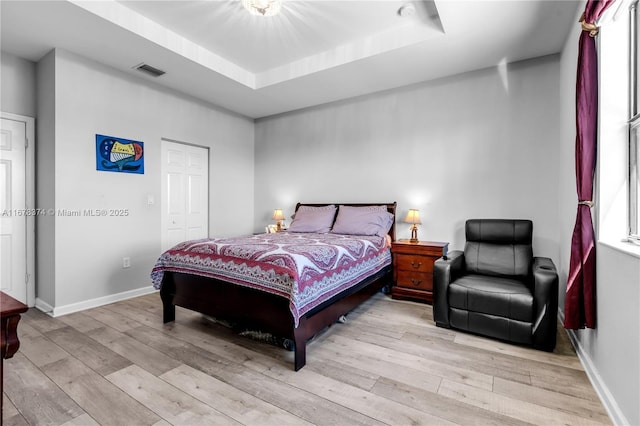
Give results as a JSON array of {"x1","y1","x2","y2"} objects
[
  {"x1": 1, "y1": 51, "x2": 44, "y2": 302},
  {"x1": 36, "y1": 49, "x2": 255, "y2": 312},
  {"x1": 255, "y1": 55, "x2": 561, "y2": 262},
  {"x1": 1, "y1": 52, "x2": 37, "y2": 117},
  {"x1": 35, "y1": 50, "x2": 57, "y2": 306},
  {"x1": 558, "y1": 4, "x2": 640, "y2": 425}
]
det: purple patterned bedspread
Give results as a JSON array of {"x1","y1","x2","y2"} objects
[{"x1": 151, "y1": 232, "x2": 391, "y2": 326}]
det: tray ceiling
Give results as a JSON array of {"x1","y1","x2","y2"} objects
[{"x1": 0, "y1": 1, "x2": 580, "y2": 118}]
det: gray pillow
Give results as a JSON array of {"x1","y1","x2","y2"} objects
[
  {"x1": 288, "y1": 205, "x2": 337, "y2": 233},
  {"x1": 331, "y1": 205, "x2": 394, "y2": 238}
]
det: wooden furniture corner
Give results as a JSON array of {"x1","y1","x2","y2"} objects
[{"x1": 1, "y1": 291, "x2": 28, "y2": 417}]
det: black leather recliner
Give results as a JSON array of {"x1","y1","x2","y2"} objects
[{"x1": 433, "y1": 219, "x2": 558, "y2": 351}]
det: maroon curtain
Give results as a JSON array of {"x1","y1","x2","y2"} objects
[{"x1": 564, "y1": 0, "x2": 616, "y2": 330}]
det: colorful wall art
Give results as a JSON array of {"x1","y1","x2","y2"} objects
[{"x1": 96, "y1": 134, "x2": 144, "y2": 174}]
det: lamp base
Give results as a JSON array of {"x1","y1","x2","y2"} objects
[{"x1": 409, "y1": 225, "x2": 419, "y2": 243}]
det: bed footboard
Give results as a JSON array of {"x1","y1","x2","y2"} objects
[
  {"x1": 293, "y1": 326, "x2": 308, "y2": 371},
  {"x1": 159, "y1": 266, "x2": 390, "y2": 370},
  {"x1": 160, "y1": 272, "x2": 176, "y2": 323}
]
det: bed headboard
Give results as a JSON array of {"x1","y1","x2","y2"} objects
[{"x1": 294, "y1": 202, "x2": 397, "y2": 241}]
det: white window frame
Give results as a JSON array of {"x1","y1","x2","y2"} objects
[{"x1": 629, "y1": 0, "x2": 640, "y2": 239}]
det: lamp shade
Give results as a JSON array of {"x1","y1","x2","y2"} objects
[
  {"x1": 404, "y1": 209, "x2": 421, "y2": 224},
  {"x1": 272, "y1": 209, "x2": 285, "y2": 221}
]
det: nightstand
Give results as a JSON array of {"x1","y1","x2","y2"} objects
[{"x1": 391, "y1": 240, "x2": 449, "y2": 304}]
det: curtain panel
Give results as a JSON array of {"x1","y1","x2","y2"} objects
[{"x1": 564, "y1": 0, "x2": 617, "y2": 330}]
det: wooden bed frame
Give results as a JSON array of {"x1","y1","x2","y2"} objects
[{"x1": 160, "y1": 202, "x2": 397, "y2": 370}]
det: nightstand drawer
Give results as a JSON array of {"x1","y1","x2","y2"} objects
[
  {"x1": 395, "y1": 255, "x2": 433, "y2": 273},
  {"x1": 396, "y1": 271, "x2": 432, "y2": 291}
]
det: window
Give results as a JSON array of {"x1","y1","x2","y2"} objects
[
  {"x1": 635, "y1": 1, "x2": 640, "y2": 108},
  {"x1": 630, "y1": 0, "x2": 640, "y2": 239}
]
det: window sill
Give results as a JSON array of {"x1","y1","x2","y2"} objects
[{"x1": 598, "y1": 238, "x2": 640, "y2": 260}]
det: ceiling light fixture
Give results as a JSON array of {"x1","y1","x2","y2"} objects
[
  {"x1": 398, "y1": 3, "x2": 416, "y2": 18},
  {"x1": 242, "y1": 0, "x2": 282, "y2": 17}
]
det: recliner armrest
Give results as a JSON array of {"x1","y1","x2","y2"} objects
[
  {"x1": 433, "y1": 250, "x2": 464, "y2": 328},
  {"x1": 531, "y1": 257, "x2": 559, "y2": 351}
]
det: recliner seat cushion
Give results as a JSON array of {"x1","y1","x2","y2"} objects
[
  {"x1": 448, "y1": 274, "x2": 533, "y2": 322},
  {"x1": 449, "y1": 308, "x2": 532, "y2": 344}
]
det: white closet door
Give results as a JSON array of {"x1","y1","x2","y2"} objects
[
  {"x1": 0, "y1": 117, "x2": 28, "y2": 303},
  {"x1": 161, "y1": 140, "x2": 209, "y2": 251}
]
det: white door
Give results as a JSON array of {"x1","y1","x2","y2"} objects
[
  {"x1": 161, "y1": 140, "x2": 209, "y2": 251},
  {"x1": 0, "y1": 114, "x2": 35, "y2": 305}
]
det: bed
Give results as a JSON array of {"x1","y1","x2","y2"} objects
[{"x1": 152, "y1": 202, "x2": 396, "y2": 370}]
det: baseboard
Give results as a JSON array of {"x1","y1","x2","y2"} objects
[
  {"x1": 34, "y1": 286, "x2": 158, "y2": 317},
  {"x1": 558, "y1": 311, "x2": 629, "y2": 426},
  {"x1": 34, "y1": 298, "x2": 55, "y2": 315}
]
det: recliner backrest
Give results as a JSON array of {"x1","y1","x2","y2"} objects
[{"x1": 464, "y1": 219, "x2": 533, "y2": 279}]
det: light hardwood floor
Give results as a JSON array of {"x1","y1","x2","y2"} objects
[{"x1": 2, "y1": 292, "x2": 610, "y2": 425}]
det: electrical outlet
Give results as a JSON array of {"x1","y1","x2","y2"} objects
[{"x1": 122, "y1": 257, "x2": 131, "y2": 268}]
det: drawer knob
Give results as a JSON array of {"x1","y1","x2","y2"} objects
[
  {"x1": 410, "y1": 261, "x2": 422, "y2": 269},
  {"x1": 410, "y1": 278, "x2": 422, "y2": 286}
]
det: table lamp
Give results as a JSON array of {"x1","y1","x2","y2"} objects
[
  {"x1": 272, "y1": 209, "x2": 285, "y2": 231},
  {"x1": 404, "y1": 209, "x2": 421, "y2": 243}
]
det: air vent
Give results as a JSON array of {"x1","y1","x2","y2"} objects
[{"x1": 133, "y1": 63, "x2": 166, "y2": 78}]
